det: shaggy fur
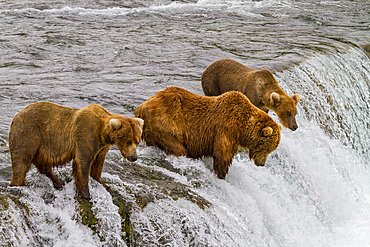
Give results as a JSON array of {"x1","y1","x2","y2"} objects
[
  {"x1": 135, "y1": 87, "x2": 281, "y2": 179},
  {"x1": 201, "y1": 58, "x2": 300, "y2": 131},
  {"x1": 9, "y1": 102, "x2": 144, "y2": 199}
]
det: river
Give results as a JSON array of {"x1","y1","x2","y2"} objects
[{"x1": 0, "y1": 0, "x2": 369, "y2": 246}]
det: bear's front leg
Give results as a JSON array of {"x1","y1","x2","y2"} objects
[
  {"x1": 73, "y1": 129, "x2": 101, "y2": 199},
  {"x1": 213, "y1": 155, "x2": 232, "y2": 179},
  {"x1": 72, "y1": 157, "x2": 93, "y2": 199},
  {"x1": 213, "y1": 135, "x2": 237, "y2": 179},
  {"x1": 90, "y1": 146, "x2": 110, "y2": 183}
]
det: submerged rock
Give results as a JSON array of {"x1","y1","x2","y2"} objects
[
  {"x1": 103, "y1": 160, "x2": 210, "y2": 209},
  {"x1": 99, "y1": 159, "x2": 211, "y2": 246}
]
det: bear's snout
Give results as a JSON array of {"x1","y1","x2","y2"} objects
[
  {"x1": 278, "y1": 111, "x2": 299, "y2": 131},
  {"x1": 288, "y1": 119, "x2": 298, "y2": 131},
  {"x1": 126, "y1": 155, "x2": 137, "y2": 162},
  {"x1": 252, "y1": 152, "x2": 268, "y2": 167},
  {"x1": 120, "y1": 146, "x2": 138, "y2": 162},
  {"x1": 253, "y1": 160, "x2": 266, "y2": 167},
  {"x1": 254, "y1": 161, "x2": 265, "y2": 167}
]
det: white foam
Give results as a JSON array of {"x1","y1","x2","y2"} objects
[{"x1": 3, "y1": 0, "x2": 296, "y2": 18}]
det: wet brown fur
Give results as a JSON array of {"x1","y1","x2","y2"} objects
[
  {"x1": 9, "y1": 102, "x2": 143, "y2": 199},
  {"x1": 135, "y1": 87, "x2": 281, "y2": 179},
  {"x1": 201, "y1": 58, "x2": 300, "y2": 131}
]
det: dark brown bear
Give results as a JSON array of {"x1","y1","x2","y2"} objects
[
  {"x1": 9, "y1": 102, "x2": 144, "y2": 199},
  {"x1": 201, "y1": 58, "x2": 300, "y2": 131},
  {"x1": 135, "y1": 87, "x2": 281, "y2": 179}
]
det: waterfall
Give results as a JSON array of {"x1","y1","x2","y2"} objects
[{"x1": 275, "y1": 47, "x2": 370, "y2": 160}]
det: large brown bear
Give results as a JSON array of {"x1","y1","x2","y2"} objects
[
  {"x1": 9, "y1": 102, "x2": 144, "y2": 199},
  {"x1": 135, "y1": 87, "x2": 281, "y2": 179},
  {"x1": 201, "y1": 58, "x2": 300, "y2": 131}
]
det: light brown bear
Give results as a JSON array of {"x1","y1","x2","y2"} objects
[
  {"x1": 135, "y1": 87, "x2": 281, "y2": 179},
  {"x1": 201, "y1": 58, "x2": 300, "y2": 131},
  {"x1": 9, "y1": 102, "x2": 144, "y2": 199}
]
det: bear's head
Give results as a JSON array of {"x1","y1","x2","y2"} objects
[
  {"x1": 108, "y1": 117, "x2": 144, "y2": 162},
  {"x1": 270, "y1": 92, "x2": 300, "y2": 131},
  {"x1": 248, "y1": 122, "x2": 281, "y2": 167}
]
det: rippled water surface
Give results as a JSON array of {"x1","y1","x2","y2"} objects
[
  {"x1": 0, "y1": 0, "x2": 369, "y2": 246},
  {"x1": 1, "y1": 0, "x2": 369, "y2": 116}
]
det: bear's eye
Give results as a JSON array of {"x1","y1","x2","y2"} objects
[{"x1": 126, "y1": 140, "x2": 132, "y2": 145}]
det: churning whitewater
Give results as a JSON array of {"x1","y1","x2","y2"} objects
[{"x1": 0, "y1": 0, "x2": 369, "y2": 246}]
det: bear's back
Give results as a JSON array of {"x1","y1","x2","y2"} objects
[
  {"x1": 79, "y1": 104, "x2": 112, "y2": 119},
  {"x1": 202, "y1": 59, "x2": 256, "y2": 94},
  {"x1": 11, "y1": 102, "x2": 77, "y2": 129}
]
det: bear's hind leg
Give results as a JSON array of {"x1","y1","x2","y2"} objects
[
  {"x1": 144, "y1": 130, "x2": 187, "y2": 156},
  {"x1": 9, "y1": 132, "x2": 40, "y2": 187},
  {"x1": 159, "y1": 135, "x2": 187, "y2": 157},
  {"x1": 35, "y1": 163, "x2": 63, "y2": 189},
  {"x1": 10, "y1": 154, "x2": 33, "y2": 186}
]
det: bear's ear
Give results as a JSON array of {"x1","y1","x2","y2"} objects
[
  {"x1": 292, "y1": 94, "x2": 300, "y2": 104},
  {"x1": 109, "y1": 118, "x2": 122, "y2": 130},
  {"x1": 134, "y1": 118, "x2": 144, "y2": 130},
  {"x1": 278, "y1": 124, "x2": 282, "y2": 131},
  {"x1": 262, "y1": 127, "x2": 273, "y2": 137},
  {"x1": 270, "y1": 92, "x2": 281, "y2": 106}
]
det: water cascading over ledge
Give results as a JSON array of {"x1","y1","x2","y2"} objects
[{"x1": 275, "y1": 46, "x2": 370, "y2": 159}]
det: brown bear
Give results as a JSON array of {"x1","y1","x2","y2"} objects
[
  {"x1": 135, "y1": 87, "x2": 281, "y2": 179},
  {"x1": 9, "y1": 102, "x2": 144, "y2": 199},
  {"x1": 201, "y1": 58, "x2": 300, "y2": 131}
]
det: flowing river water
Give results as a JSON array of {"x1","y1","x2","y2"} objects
[{"x1": 0, "y1": 0, "x2": 369, "y2": 246}]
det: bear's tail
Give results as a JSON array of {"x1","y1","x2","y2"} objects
[{"x1": 134, "y1": 104, "x2": 144, "y2": 119}]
